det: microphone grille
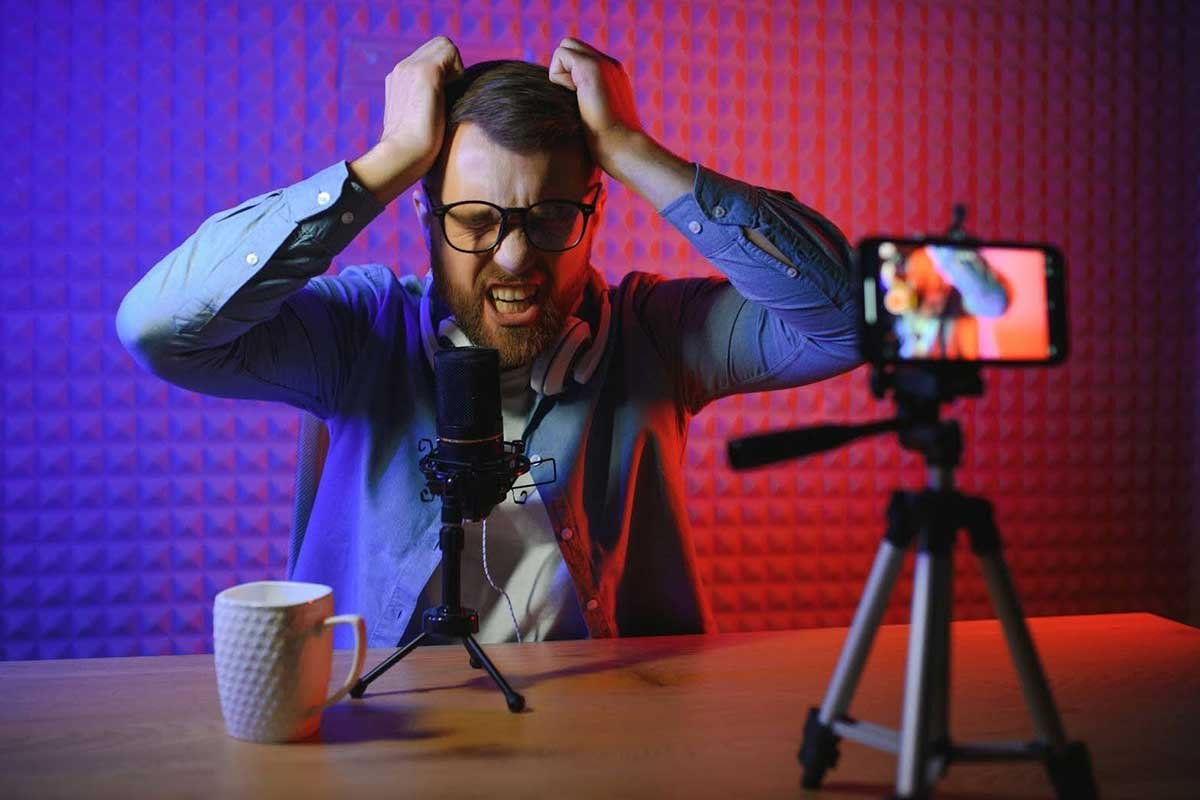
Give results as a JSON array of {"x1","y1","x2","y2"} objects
[{"x1": 434, "y1": 347, "x2": 502, "y2": 445}]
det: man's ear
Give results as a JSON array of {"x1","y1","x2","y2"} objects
[
  {"x1": 412, "y1": 182, "x2": 434, "y2": 252},
  {"x1": 590, "y1": 178, "x2": 608, "y2": 235}
]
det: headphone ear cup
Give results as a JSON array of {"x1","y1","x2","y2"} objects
[
  {"x1": 437, "y1": 318, "x2": 472, "y2": 348},
  {"x1": 419, "y1": 277, "x2": 440, "y2": 368},
  {"x1": 531, "y1": 317, "x2": 590, "y2": 396},
  {"x1": 572, "y1": 281, "x2": 611, "y2": 385}
]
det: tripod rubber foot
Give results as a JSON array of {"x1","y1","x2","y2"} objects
[
  {"x1": 349, "y1": 680, "x2": 367, "y2": 699},
  {"x1": 1046, "y1": 741, "x2": 1098, "y2": 800},
  {"x1": 506, "y1": 693, "x2": 526, "y2": 713},
  {"x1": 469, "y1": 654, "x2": 483, "y2": 669},
  {"x1": 798, "y1": 707, "x2": 841, "y2": 789}
]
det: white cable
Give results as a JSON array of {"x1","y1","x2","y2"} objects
[{"x1": 481, "y1": 518, "x2": 522, "y2": 643}]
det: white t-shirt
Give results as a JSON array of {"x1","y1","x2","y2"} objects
[{"x1": 405, "y1": 363, "x2": 588, "y2": 644}]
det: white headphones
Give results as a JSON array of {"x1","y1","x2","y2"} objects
[{"x1": 419, "y1": 271, "x2": 611, "y2": 396}]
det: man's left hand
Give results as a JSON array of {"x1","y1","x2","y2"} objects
[
  {"x1": 548, "y1": 37, "x2": 644, "y2": 177},
  {"x1": 549, "y1": 37, "x2": 693, "y2": 210}
]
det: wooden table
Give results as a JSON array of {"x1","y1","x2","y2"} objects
[{"x1": 1, "y1": 613, "x2": 1197, "y2": 799}]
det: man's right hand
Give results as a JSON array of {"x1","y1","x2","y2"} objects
[{"x1": 349, "y1": 36, "x2": 464, "y2": 206}]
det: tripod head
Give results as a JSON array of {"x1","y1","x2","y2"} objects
[{"x1": 726, "y1": 363, "x2": 982, "y2": 479}]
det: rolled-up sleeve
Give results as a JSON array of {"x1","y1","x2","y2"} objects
[
  {"x1": 115, "y1": 161, "x2": 388, "y2": 417},
  {"x1": 639, "y1": 165, "x2": 861, "y2": 413}
]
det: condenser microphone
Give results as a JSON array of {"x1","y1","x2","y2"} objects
[
  {"x1": 434, "y1": 347, "x2": 504, "y2": 466},
  {"x1": 423, "y1": 347, "x2": 531, "y2": 521}
]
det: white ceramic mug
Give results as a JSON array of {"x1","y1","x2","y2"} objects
[{"x1": 213, "y1": 581, "x2": 366, "y2": 743}]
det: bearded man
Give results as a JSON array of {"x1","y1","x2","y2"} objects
[{"x1": 117, "y1": 36, "x2": 860, "y2": 647}]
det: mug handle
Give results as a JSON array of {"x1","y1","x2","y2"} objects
[{"x1": 320, "y1": 614, "x2": 367, "y2": 709}]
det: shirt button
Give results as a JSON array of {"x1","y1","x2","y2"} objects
[
  {"x1": 245, "y1": 253, "x2": 259, "y2": 265},
  {"x1": 340, "y1": 211, "x2": 355, "y2": 224},
  {"x1": 712, "y1": 205, "x2": 726, "y2": 218},
  {"x1": 585, "y1": 598, "x2": 599, "y2": 611},
  {"x1": 687, "y1": 220, "x2": 702, "y2": 234},
  {"x1": 560, "y1": 527, "x2": 574, "y2": 541},
  {"x1": 786, "y1": 267, "x2": 799, "y2": 278},
  {"x1": 317, "y1": 191, "x2": 331, "y2": 205}
]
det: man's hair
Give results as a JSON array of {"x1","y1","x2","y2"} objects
[{"x1": 423, "y1": 60, "x2": 595, "y2": 194}]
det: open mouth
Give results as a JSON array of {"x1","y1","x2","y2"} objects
[{"x1": 486, "y1": 283, "x2": 541, "y2": 325}]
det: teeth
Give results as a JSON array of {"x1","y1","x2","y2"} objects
[{"x1": 491, "y1": 286, "x2": 535, "y2": 302}]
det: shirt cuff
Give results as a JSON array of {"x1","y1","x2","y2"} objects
[
  {"x1": 282, "y1": 161, "x2": 387, "y2": 252},
  {"x1": 659, "y1": 163, "x2": 761, "y2": 258}
]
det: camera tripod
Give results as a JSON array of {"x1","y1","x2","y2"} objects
[{"x1": 728, "y1": 366, "x2": 1097, "y2": 799}]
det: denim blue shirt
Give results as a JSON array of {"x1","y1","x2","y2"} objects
[{"x1": 116, "y1": 160, "x2": 860, "y2": 647}]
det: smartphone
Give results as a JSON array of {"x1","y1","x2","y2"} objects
[{"x1": 855, "y1": 237, "x2": 1068, "y2": 366}]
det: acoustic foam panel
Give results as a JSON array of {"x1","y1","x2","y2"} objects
[{"x1": 1, "y1": 0, "x2": 1196, "y2": 658}]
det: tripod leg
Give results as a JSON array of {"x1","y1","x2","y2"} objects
[
  {"x1": 818, "y1": 541, "x2": 908, "y2": 723},
  {"x1": 1045, "y1": 740, "x2": 1099, "y2": 800},
  {"x1": 800, "y1": 498, "x2": 911, "y2": 790},
  {"x1": 976, "y1": 551, "x2": 1067, "y2": 745},
  {"x1": 463, "y1": 635, "x2": 526, "y2": 713},
  {"x1": 802, "y1": 541, "x2": 906, "y2": 790},
  {"x1": 966, "y1": 500, "x2": 1066, "y2": 743},
  {"x1": 967, "y1": 500, "x2": 1097, "y2": 800},
  {"x1": 351, "y1": 630, "x2": 430, "y2": 699},
  {"x1": 924, "y1": 550, "x2": 953, "y2": 785},
  {"x1": 895, "y1": 535, "x2": 950, "y2": 799}
]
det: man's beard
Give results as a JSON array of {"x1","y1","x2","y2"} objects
[{"x1": 431, "y1": 260, "x2": 587, "y2": 370}]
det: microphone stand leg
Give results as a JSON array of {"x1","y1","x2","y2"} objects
[
  {"x1": 351, "y1": 631, "x2": 430, "y2": 699},
  {"x1": 464, "y1": 634, "x2": 526, "y2": 712}
]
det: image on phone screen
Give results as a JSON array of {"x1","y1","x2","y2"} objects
[{"x1": 861, "y1": 239, "x2": 1065, "y2": 364}]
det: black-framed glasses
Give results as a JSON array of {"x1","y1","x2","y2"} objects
[{"x1": 430, "y1": 184, "x2": 602, "y2": 254}]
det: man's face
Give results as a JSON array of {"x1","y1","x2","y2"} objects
[
  {"x1": 419, "y1": 122, "x2": 601, "y2": 369},
  {"x1": 918, "y1": 279, "x2": 953, "y2": 316},
  {"x1": 909, "y1": 248, "x2": 955, "y2": 316}
]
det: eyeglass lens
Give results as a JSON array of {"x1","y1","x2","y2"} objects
[{"x1": 442, "y1": 201, "x2": 587, "y2": 252}]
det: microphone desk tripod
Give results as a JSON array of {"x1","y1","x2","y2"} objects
[{"x1": 350, "y1": 468, "x2": 527, "y2": 712}]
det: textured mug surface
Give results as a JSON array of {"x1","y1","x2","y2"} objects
[{"x1": 213, "y1": 581, "x2": 365, "y2": 743}]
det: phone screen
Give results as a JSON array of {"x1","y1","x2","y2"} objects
[{"x1": 857, "y1": 238, "x2": 1067, "y2": 365}]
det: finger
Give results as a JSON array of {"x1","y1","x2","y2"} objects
[
  {"x1": 418, "y1": 35, "x2": 453, "y2": 57},
  {"x1": 422, "y1": 35, "x2": 463, "y2": 80},
  {"x1": 558, "y1": 36, "x2": 619, "y2": 66},
  {"x1": 433, "y1": 36, "x2": 460, "y2": 65},
  {"x1": 548, "y1": 49, "x2": 579, "y2": 91},
  {"x1": 559, "y1": 36, "x2": 599, "y2": 55},
  {"x1": 448, "y1": 44, "x2": 465, "y2": 78},
  {"x1": 401, "y1": 36, "x2": 446, "y2": 72},
  {"x1": 550, "y1": 44, "x2": 604, "y2": 90}
]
